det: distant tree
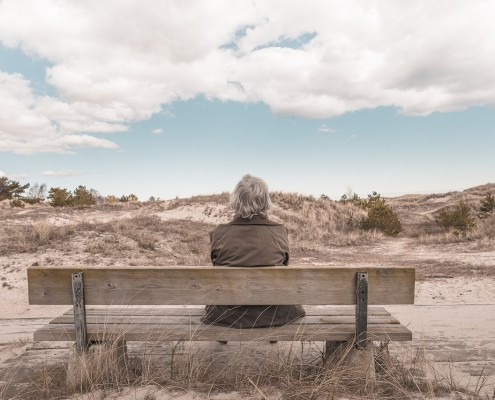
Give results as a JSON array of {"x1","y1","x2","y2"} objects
[
  {"x1": 48, "y1": 187, "x2": 72, "y2": 207},
  {"x1": 0, "y1": 177, "x2": 29, "y2": 201},
  {"x1": 0, "y1": 177, "x2": 10, "y2": 200},
  {"x1": 24, "y1": 183, "x2": 47, "y2": 204},
  {"x1": 339, "y1": 192, "x2": 361, "y2": 204},
  {"x1": 479, "y1": 193, "x2": 495, "y2": 218},
  {"x1": 119, "y1": 194, "x2": 138, "y2": 202},
  {"x1": 71, "y1": 185, "x2": 96, "y2": 208}
]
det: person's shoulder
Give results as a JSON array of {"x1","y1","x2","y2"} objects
[
  {"x1": 229, "y1": 216, "x2": 284, "y2": 226},
  {"x1": 210, "y1": 223, "x2": 230, "y2": 234}
]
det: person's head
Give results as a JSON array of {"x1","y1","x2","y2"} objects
[{"x1": 230, "y1": 174, "x2": 271, "y2": 219}]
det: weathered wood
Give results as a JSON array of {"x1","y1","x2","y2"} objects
[
  {"x1": 72, "y1": 272, "x2": 88, "y2": 354},
  {"x1": 33, "y1": 322, "x2": 412, "y2": 342},
  {"x1": 355, "y1": 272, "x2": 368, "y2": 349},
  {"x1": 50, "y1": 314, "x2": 400, "y2": 326},
  {"x1": 28, "y1": 266, "x2": 415, "y2": 306},
  {"x1": 61, "y1": 305, "x2": 391, "y2": 317}
]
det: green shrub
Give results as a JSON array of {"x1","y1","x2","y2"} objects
[
  {"x1": 120, "y1": 194, "x2": 139, "y2": 202},
  {"x1": 48, "y1": 187, "x2": 73, "y2": 207},
  {"x1": 71, "y1": 185, "x2": 96, "y2": 208},
  {"x1": 359, "y1": 192, "x2": 401, "y2": 236},
  {"x1": 9, "y1": 198, "x2": 25, "y2": 208},
  {"x1": 435, "y1": 201, "x2": 476, "y2": 233},
  {"x1": 479, "y1": 193, "x2": 495, "y2": 218}
]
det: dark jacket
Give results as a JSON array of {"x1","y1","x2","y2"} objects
[{"x1": 201, "y1": 215, "x2": 305, "y2": 328}]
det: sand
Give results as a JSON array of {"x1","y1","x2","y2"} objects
[{"x1": 1, "y1": 199, "x2": 494, "y2": 399}]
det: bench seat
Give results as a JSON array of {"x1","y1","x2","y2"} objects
[{"x1": 34, "y1": 305, "x2": 412, "y2": 342}]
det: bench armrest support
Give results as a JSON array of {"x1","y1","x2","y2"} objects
[
  {"x1": 72, "y1": 272, "x2": 89, "y2": 353},
  {"x1": 355, "y1": 272, "x2": 368, "y2": 349}
]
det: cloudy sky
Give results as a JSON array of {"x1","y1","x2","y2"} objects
[{"x1": 1, "y1": 0, "x2": 494, "y2": 200}]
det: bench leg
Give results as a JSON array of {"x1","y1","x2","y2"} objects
[
  {"x1": 67, "y1": 339, "x2": 129, "y2": 390},
  {"x1": 324, "y1": 340, "x2": 375, "y2": 389},
  {"x1": 324, "y1": 340, "x2": 347, "y2": 360}
]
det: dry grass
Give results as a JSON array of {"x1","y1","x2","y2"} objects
[
  {"x1": 0, "y1": 214, "x2": 213, "y2": 265},
  {"x1": 0, "y1": 221, "x2": 75, "y2": 255},
  {"x1": 166, "y1": 192, "x2": 230, "y2": 210},
  {"x1": 0, "y1": 194, "x2": 385, "y2": 263},
  {"x1": 417, "y1": 214, "x2": 495, "y2": 248},
  {"x1": 2, "y1": 337, "x2": 490, "y2": 400},
  {"x1": 271, "y1": 192, "x2": 383, "y2": 253}
]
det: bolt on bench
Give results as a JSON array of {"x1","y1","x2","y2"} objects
[{"x1": 27, "y1": 265, "x2": 414, "y2": 358}]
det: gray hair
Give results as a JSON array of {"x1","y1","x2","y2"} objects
[{"x1": 230, "y1": 174, "x2": 272, "y2": 219}]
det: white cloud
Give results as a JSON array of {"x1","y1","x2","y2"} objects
[
  {"x1": 152, "y1": 128, "x2": 163, "y2": 135},
  {"x1": 0, "y1": 72, "x2": 120, "y2": 154},
  {"x1": 43, "y1": 170, "x2": 80, "y2": 177},
  {"x1": 317, "y1": 124, "x2": 335, "y2": 133},
  {"x1": 0, "y1": 0, "x2": 494, "y2": 153},
  {"x1": 0, "y1": 170, "x2": 28, "y2": 179}
]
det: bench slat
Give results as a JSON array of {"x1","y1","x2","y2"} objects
[
  {"x1": 50, "y1": 314, "x2": 400, "y2": 325},
  {"x1": 61, "y1": 306, "x2": 391, "y2": 317},
  {"x1": 28, "y1": 266, "x2": 415, "y2": 306},
  {"x1": 33, "y1": 322, "x2": 412, "y2": 342}
]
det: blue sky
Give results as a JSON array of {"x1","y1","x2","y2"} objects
[{"x1": 1, "y1": 1, "x2": 494, "y2": 200}]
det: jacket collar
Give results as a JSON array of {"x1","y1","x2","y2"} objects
[{"x1": 229, "y1": 215, "x2": 282, "y2": 226}]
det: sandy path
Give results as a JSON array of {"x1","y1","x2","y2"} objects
[{"x1": 1, "y1": 225, "x2": 494, "y2": 398}]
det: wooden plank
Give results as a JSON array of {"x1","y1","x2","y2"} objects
[
  {"x1": 50, "y1": 314, "x2": 400, "y2": 325},
  {"x1": 33, "y1": 322, "x2": 412, "y2": 342},
  {"x1": 61, "y1": 306, "x2": 391, "y2": 317},
  {"x1": 0, "y1": 318, "x2": 51, "y2": 345},
  {"x1": 28, "y1": 266, "x2": 415, "y2": 306},
  {"x1": 72, "y1": 272, "x2": 88, "y2": 353},
  {"x1": 355, "y1": 272, "x2": 368, "y2": 349}
]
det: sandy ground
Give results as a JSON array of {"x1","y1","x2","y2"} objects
[{"x1": 1, "y1": 200, "x2": 494, "y2": 399}]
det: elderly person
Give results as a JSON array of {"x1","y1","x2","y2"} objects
[{"x1": 201, "y1": 174, "x2": 305, "y2": 329}]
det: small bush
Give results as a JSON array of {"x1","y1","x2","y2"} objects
[
  {"x1": 9, "y1": 198, "x2": 25, "y2": 208},
  {"x1": 479, "y1": 193, "x2": 495, "y2": 218},
  {"x1": 71, "y1": 185, "x2": 96, "y2": 208},
  {"x1": 360, "y1": 192, "x2": 401, "y2": 236},
  {"x1": 435, "y1": 201, "x2": 476, "y2": 233}
]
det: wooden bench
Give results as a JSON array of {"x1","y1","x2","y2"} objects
[{"x1": 27, "y1": 265, "x2": 414, "y2": 358}]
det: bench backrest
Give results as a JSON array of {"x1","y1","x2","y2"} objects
[{"x1": 28, "y1": 265, "x2": 415, "y2": 306}]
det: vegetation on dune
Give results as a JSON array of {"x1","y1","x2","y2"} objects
[
  {"x1": 435, "y1": 201, "x2": 477, "y2": 234},
  {"x1": 0, "y1": 176, "x2": 30, "y2": 207},
  {"x1": 1, "y1": 176, "x2": 494, "y2": 247},
  {"x1": 479, "y1": 193, "x2": 495, "y2": 218},
  {"x1": 270, "y1": 191, "x2": 381, "y2": 250},
  {"x1": 358, "y1": 192, "x2": 402, "y2": 236},
  {"x1": 1, "y1": 185, "x2": 494, "y2": 398}
]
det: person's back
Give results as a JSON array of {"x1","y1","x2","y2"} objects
[{"x1": 201, "y1": 174, "x2": 305, "y2": 329}]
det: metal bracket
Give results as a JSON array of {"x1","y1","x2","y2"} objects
[
  {"x1": 355, "y1": 272, "x2": 368, "y2": 349},
  {"x1": 72, "y1": 272, "x2": 89, "y2": 353}
]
